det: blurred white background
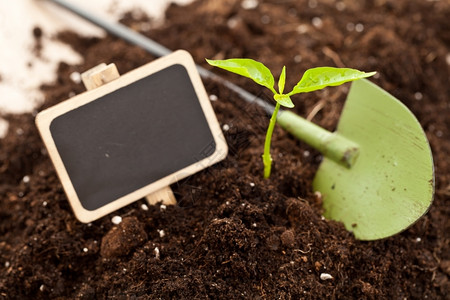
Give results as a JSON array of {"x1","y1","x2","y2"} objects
[{"x1": 0, "y1": 0, "x2": 192, "y2": 136}]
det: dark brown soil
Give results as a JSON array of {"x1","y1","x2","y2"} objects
[{"x1": 1, "y1": 0, "x2": 449, "y2": 299}]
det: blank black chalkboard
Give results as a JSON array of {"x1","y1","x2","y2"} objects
[{"x1": 36, "y1": 50, "x2": 227, "y2": 222}]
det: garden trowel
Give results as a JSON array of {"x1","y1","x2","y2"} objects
[
  {"x1": 277, "y1": 79, "x2": 434, "y2": 240},
  {"x1": 45, "y1": 0, "x2": 435, "y2": 240}
]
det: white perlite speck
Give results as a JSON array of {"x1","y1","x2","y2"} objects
[
  {"x1": 336, "y1": 2, "x2": 346, "y2": 11},
  {"x1": 158, "y1": 229, "x2": 165, "y2": 238},
  {"x1": 141, "y1": 204, "x2": 149, "y2": 211},
  {"x1": 227, "y1": 18, "x2": 239, "y2": 29},
  {"x1": 297, "y1": 24, "x2": 308, "y2": 34},
  {"x1": 111, "y1": 216, "x2": 122, "y2": 225},
  {"x1": 320, "y1": 273, "x2": 333, "y2": 280},
  {"x1": 414, "y1": 92, "x2": 423, "y2": 100},
  {"x1": 355, "y1": 23, "x2": 364, "y2": 32},
  {"x1": 241, "y1": 0, "x2": 258, "y2": 10},
  {"x1": 209, "y1": 94, "x2": 218, "y2": 101},
  {"x1": 22, "y1": 175, "x2": 30, "y2": 183},
  {"x1": 308, "y1": 0, "x2": 317, "y2": 8},
  {"x1": 346, "y1": 22, "x2": 355, "y2": 31},
  {"x1": 154, "y1": 247, "x2": 160, "y2": 259},
  {"x1": 312, "y1": 17, "x2": 323, "y2": 28},
  {"x1": 83, "y1": 247, "x2": 88, "y2": 253},
  {"x1": 69, "y1": 72, "x2": 81, "y2": 84}
]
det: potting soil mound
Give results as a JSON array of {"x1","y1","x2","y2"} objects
[{"x1": 1, "y1": 0, "x2": 449, "y2": 299}]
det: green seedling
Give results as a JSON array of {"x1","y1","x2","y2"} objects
[
  {"x1": 206, "y1": 58, "x2": 434, "y2": 240},
  {"x1": 206, "y1": 58, "x2": 375, "y2": 178}
]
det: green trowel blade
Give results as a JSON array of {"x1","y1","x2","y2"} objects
[{"x1": 313, "y1": 79, "x2": 434, "y2": 240}]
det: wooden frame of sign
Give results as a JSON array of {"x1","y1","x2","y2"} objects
[{"x1": 36, "y1": 50, "x2": 228, "y2": 223}]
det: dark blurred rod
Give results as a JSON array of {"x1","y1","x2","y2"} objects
[{"x1": 46, "y1": 0, "x2": 276, "y2": 115}]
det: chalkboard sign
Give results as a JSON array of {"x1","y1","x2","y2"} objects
[{"x1": 36, "y1": 50, "x2": 228, "y2": 223}]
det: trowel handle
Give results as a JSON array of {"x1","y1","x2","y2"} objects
[{"x1": 277, "y1": 110, "x2": 359, "y2": 168}]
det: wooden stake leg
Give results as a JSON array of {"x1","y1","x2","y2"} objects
[
  {"x1": 145, "y1": 186, "x2": 177, "y2": 206},
  {"x1": 82, "y1": 63, "x2": 120, "y2": 90}
]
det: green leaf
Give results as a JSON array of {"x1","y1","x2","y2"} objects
[
  {"x1": 288, "y1": 67, "x2": 376, "y2": 96},
  {"x1": 274, "y1": 94, "x2": 294, "y2": 108},
  {"x1": 206, "y1": 58, "x2": 276, "y2": 94},
  {"x1": 278, "y1": 66, "x2": 286, "y2": 94}
]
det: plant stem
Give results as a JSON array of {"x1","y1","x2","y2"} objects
[{"x1": 263, "y1": 102, "x2": 281, "y2": 178}]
